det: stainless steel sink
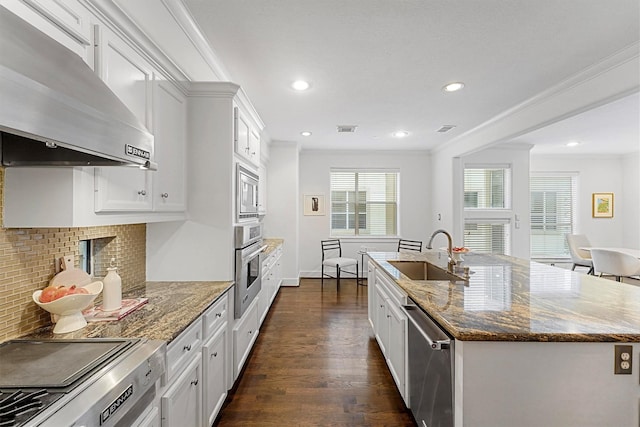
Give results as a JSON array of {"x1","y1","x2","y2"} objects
[{"x1": 388, "y1": 260, "x2": 465, "y2": 282}]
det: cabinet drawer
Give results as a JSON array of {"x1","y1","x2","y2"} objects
[
  {"x1": 166, "y1": 318, "x2": 202, "y2": 383},
  {"x1": 203, "y1": 293, "x2": 229, "y2": 341}
]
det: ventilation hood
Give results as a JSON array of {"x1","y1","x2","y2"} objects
[{"x1": 0, "y1": 6, "x2": 155, "y2": 169}]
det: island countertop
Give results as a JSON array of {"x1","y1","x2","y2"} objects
[
  {"x1": 368, "y1": 251, "x2": 640, "y2": 342},
  {"x1": 22, "y1": 281, "x2": 233, "y2": 343}
]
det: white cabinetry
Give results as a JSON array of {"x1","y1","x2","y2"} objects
[
  {"x1": 152, "y1": 79, "x2": 186, "y2": 212},
  {"x1": 258, "y1": 162, "x2": 267, "y2": 215},
  {"x1": 93, "y1": 23, "x2": 154, "y2": 212},
  {"x1": 368, "y1": 261, "x2": 408, "y2": 404},
  {"x1": 202, "y1": 293, "x2": 230, "y2": 426},
  {"x1": 232, "y1": 297, "x2": 259, "y2": 381},
  {"x1": 0, "y1": 0, "x2": 93, "y2": 65},
  {"x1": 258, "y1": 245, "x2": 282, "y2": 324},
  {"x1": 161, "y1": 318, "x2": 203, "y2": 427},
  {"x1": 234, "y1": 106, "x2": 261, "y2": 167}
]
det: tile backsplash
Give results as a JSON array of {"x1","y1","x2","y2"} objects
[{"x1": 0, "y1": 168, "x2": 146, "y2": 341}]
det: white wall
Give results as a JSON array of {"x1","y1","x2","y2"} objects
[
  {"x1": 530, "y1": 154, "x2": 635, "y2": 249},
  {"x1": 298, "y1": 150, "x2": 431, "y2": 277},
  {"x1": 263, "y1": 141, "x2": 300, "y2": 285}
]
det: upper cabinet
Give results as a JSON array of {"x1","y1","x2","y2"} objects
[
  {"x1": 93, "y1": 24, "x2": 154, "y2": 212},
  {"x1": 0, "y1": 0, "x2": 93, "y2": 66},
  {"x1": 234, "y1": 106, "x2": 261, "y2": 168},
  {"x1": 152, "y1": 79, "x2": 187, "y2": 212}
]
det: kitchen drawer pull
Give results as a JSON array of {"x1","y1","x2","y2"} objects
[
  {"x1": 161, "y1": 192, "x2": 169, "y2": 198},
  {"x1": 216, "y1": 313, "x2": 222, "y2": 318},
  {"x1": 248, "y1": 330, "x2": 253, "y2": 335},
  {"x1": 183, "y1": 344, "x2": 191, "y2": 352},
  {"x1": 190, "y1": 379, "x2": 199, "y2": 386},
  {"x1": 212, "y1": 352, "x2": 218, "y2": 358},
  {"x1": 138, "y1": 190, "x2": 147, "y2": 196}
]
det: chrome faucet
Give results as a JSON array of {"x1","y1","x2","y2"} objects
[{"x1": 427, "y1": 229, "x2": 457, "y2": 272}]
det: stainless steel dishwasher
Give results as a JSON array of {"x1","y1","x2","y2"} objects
[{"x1": 401, "y1": 302, "x2": 454, "y2": 427}]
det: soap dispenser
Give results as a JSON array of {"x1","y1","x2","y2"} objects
[{"x1": 102, "y1": 257, "x2": 122, "y2": 311}]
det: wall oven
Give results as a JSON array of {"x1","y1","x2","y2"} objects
[
  {"x1": 236, "y1": 163, "x2": 259, "y2": 222},
  {"x1": 234, "y1": 223, "x2": 266, "y2": 318}
]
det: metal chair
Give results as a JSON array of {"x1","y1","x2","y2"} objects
[
  {"x1": 321, "y1": 239, "x2": 359, "y2": 290},
  {"x1": 398, "y1": 239, "x2": 422, "y2": 252},
  {"x1": 566, "y1": 234, "x2": 594, "y2": 274},
  {"x1": 590, "y1": 249, "x2": 640, "y2": 283}
]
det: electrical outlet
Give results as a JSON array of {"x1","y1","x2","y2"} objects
[{"x1": 614, "y1": 345, "x2": 632, "y2": 374}]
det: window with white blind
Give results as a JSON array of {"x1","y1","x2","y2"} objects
[
  {"x1": 330, "y1": 170, "x2": 398, "y2": 236},
  {"x1": 463, "y1": 165, "x2": 512, "y2": 255},
  {"x1": 530, "y1": 173, "x2": 577, "y2": 259}
]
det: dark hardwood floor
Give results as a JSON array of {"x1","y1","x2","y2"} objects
[{"x1": 214, "y1": 278, "x2": 416, "y2": 427}]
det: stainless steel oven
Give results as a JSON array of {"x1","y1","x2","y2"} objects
[
  {"x1": 234, "y1": 223, "x2": 266, "y2": 318},
  {"x1": 0, "y1": 338, "x2": 165, "y2": 427},
  {"x1": 236, "y1": 163, "x2": 259, "y2": 222}
]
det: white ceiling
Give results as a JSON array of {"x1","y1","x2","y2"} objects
[{"x1": 126, "y1": 0, "x2": 640, "y2": 154}]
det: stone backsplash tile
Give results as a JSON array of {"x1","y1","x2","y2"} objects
[{"x1": 0, "y1": 168, "x2": 146, "y2": 341}]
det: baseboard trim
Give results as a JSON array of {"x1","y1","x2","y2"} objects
[{"x1": 281, "y1": 277, "x2": 300, "y2": 287}]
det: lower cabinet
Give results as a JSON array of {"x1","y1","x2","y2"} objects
[
  {"x1": 203, "y1": 327, "x2": 227, "y2": 426},
  {"x1": 368, "y1": 261, "x2": 409, "y2": 404},
  {"x1": 258, "y1": 246, "x2": 283, "y2": 324},
  {"x1": 161, "y1": 355, "x2": 202, "y2": 427},
  {"x1": 233, "y1": 297, "x2": 259, "y2": 381}
]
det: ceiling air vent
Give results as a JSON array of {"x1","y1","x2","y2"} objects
[
  {"x1": 437, "y1": 125, "x2": 456, "y2": 133},
  {"x1": 337, "y1": 125, "x2": 358, "y2": 133}
]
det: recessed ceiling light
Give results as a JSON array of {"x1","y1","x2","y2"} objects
[
  {"x1": 300, "y1": 131, "x2": 312, "y2": 137},
  {"x1": 393, "y1": 130, "x2": 409, "y2": 138},
  {"x1": 566, "y1": 141, "x2": 581, "y2": 147},
  {"x1": 292, "y1": 80, "x2": 310, "y2": 91},
  {"x1": 443, "y1": 82, "x2": 465, "y2": 92}
]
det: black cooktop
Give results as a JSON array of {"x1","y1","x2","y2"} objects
[{"x1": 0, "y1": 339, "x2": 137, "y2": 390}]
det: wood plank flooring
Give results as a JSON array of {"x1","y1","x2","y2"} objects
[{"x1": 214, "y1": 278, "x2": 416, "y2": 427}]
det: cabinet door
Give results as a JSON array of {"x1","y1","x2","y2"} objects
[
  {"x1": 0, "y1": 0, "x2": 93, "y2": 65},
  {"x1": 233, "y1": 299, "x2": 259, "y2": 380},
  {"x1": 153, "y1": 79, "x2": 186, "y2": 211},
  {"x1": 249, "y1": 129, "x2": 261, "y2": 165},
  {"x1": 94, "y1": 24, "x2": 153, "y2": 212},
  {"x1": 234, "y1": 107, "x2": 251, "y2": 161},
  {"x1": 386, "y1": 301, "x2": 406, "y2": 400},
  {"x1": 374, "y1": 284, "x2": 389, "y2": 356},
  {"x1": 161, "y1": 355, "x2": 202, "y2": 427},
  {"x1": 203, "y1": 326, "x2": 227, "y2": 427},
  {"x1": 367, "y1": 261, "x2": 376, "y2": 330}
]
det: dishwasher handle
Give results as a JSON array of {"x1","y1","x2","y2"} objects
[{"x1": 401, "y1": 304, "x2": 451, "y2": 350}]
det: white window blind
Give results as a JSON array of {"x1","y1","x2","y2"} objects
[
  {"x1": 330, "y1": 170, "x2": 398, "y2": 236},
  {"x1": 463, "y1": 219, "x2": 511, "y2": 254},
  {"x1": 464, "y1": 167, "x2": 511, "y2": 209},
  {"x1": 530, "y1": 174, "x2": 577, "y2": 258},
  {"x1": 463, "y1": 165, "x2": 512, "y2": 255}
]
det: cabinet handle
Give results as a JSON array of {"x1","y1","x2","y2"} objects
[
  {"x1": 245, "y1": 147, "x2": 250, "y2": 153},
  {"x1": 190, "y1": 379, "x2": 199, "y2": 386},
  {"x1": 161, "y1": 192, "x2": 169, "y2": 198},
  {"x1": 248, "y1": 330, "x2": 253, "y2": 335},
  {"x1": 216, "y1": 313, "x2": 222, "y2": 318},
  {"x1": 183, "y1": 344, "x2": 191, "y2": 352},
  {"x1": 212, "y1": 352, "x2": 218, "y2": 358},
  {"x1": 138, "y1": 190, "x2": 147, "y2": 196}
]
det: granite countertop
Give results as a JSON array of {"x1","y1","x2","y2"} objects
[
  {"x1": 263, "y1": 238, "x2": 284, "y2": 256},
  {"x1": 23, "y1": 281, "x2": 233, "y2": 343},
  {"x1": 368, "y1": 251, "x2": 640, "y2": 343}
]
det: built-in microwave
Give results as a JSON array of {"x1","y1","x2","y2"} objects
[{"x1": 236, "y1": 163, "x2": 259, "y2": 221}]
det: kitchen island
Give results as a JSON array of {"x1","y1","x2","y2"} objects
[{"x1": 368, "y1": 250, "x2": 640, "y2": 427}]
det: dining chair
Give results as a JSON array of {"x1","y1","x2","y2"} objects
[
  {"x1": 398, "y1": 239, "x2": 422, "y2": 252},
  {"x1": 590, "y1": 248, "x2": 640, "y2": 283},
  {"x1": 565, "y1": 234, "x2": 594, "y2": 275},
  {"x1": 321, "y1": 239, "x2": 359, "y2": 290}
]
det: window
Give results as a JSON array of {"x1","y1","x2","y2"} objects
[
  {"x1": 463, "y1": 165, "x2": 512, "y2": 255},
  {"x1": 330, "y1": 170, "x2": 398, "y2": 236},
  {"x1": 530, "y1": 173, "x2": 577, "y2": 259}
]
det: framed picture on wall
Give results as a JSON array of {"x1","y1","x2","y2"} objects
[
  {"x1": 303, "y1": 194, "x2": 325, "y2": 216},
  {"x1": 592, "y1": 192, "x2": 614, "y2": 218}
]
